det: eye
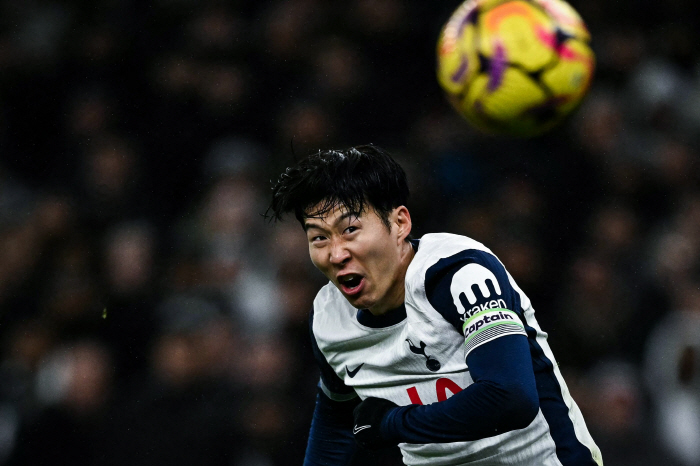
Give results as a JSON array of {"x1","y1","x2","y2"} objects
[{"x1": 344, "y1": 226, "x2": 358, "y2": 234}]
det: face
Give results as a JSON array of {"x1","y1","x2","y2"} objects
[{"x1": 304, "y1": 203, "x2": 412, "y2": 315}]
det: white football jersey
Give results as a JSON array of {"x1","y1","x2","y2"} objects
[{"x1": 311, "y1": 233, "x2": 602, "y2": 466}]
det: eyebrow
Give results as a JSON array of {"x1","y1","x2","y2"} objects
[{"x1": 303, "y1": 211, "x2": 360, "y2": 232}]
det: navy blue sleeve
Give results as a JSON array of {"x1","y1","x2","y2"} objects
[
  {"x1": 381, "y1": 333, "x2": 538, "y2": 443},
  {"x1": 304, "y1": 387, "x2": 359, "y2": 466}
]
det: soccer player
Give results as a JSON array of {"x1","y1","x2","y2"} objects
[{"x1": 268, "y1": 145, "x2": 603, "y2": 466}]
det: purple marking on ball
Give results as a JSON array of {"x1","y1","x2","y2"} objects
[
  {"x1": 451, "y1": 56, "x2": 469, "y2": 83},
  {"x1": 487, "y1": 43, "x2": 507, "y2": 92}
]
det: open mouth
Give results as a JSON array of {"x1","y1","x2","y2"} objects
[{"x1": 338, "y1": 274, "x2": 364, "y2": 294}]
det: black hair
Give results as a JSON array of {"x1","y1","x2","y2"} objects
[{"x1": 267, "y1": 144, "x2": 409, "y2": 228}]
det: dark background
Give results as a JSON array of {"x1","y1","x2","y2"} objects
[{"x1": 0, "y1": 0, "x2": 699, "y2": 465}]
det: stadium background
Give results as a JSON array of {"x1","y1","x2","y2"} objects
[{"x1": 0, "y1": 0, "x2": 699, "y2": 465}]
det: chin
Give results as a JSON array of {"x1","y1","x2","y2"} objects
[{"x1": 345, "y1": 295, "x2": 374, "y2": 310}]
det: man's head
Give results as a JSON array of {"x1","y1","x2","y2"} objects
[
  {"x1": 268, "y1": 145, "x2": 409, "y2": 228},
  {"x1": 268, "y1": 145, "x2": 414, "y2": 314}
]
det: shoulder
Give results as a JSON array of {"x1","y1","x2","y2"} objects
[
  {"x1": 406, "y1": 233, "x2": 496, "y2": 287},
  {"x1": 313, "y1": 281, "x2": 342, "y2": 312},
  {"x1": 308, "y1": 287, "x2": 358, "y2": 400},
  {"x1": 312, "y1": 281, "x2": 348, "y2": 326},
  {"x1": 311, "y1": 282, "x2": 358, "y2": 346},
  {"x1": 407, "y1": 233, "x2": 524, "y2": 329},
  {"x1": 412, "y1": 233, "x2": 491, "y2": 265}
]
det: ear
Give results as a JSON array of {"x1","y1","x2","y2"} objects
[{"x1": 394, "y1": 206, "x2": 412, "y2": 242}]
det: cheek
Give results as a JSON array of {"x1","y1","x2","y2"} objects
[{"x1": 366, "y1": 239, "x2": 398, "y2": 276}]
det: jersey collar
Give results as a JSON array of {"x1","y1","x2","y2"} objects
[{"x1": 356, "y1": 304, "x2": 407, "y2": 328}]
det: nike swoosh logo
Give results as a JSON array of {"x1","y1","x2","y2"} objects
[
  {"x1": 346, "y1": 363, "x2": 364, "y2": 378},
  {"x1": 353, "y1": 424, "x2": 371, "y2": 434}
]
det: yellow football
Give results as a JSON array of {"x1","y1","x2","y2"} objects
[{"x1": 437, "y1": 0, "x2": 595, "y2": 136}]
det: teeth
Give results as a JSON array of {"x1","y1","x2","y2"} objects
[{"x1": 340, "y1": 275, "x2": 360, "y2": 284}]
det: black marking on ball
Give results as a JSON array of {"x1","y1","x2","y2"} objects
[
  {"x1": 528, "y1": 69, "x2": 543, "y2": 82},
  {"x1": 478, "y1": 53, "x2": 490, "y2": 73},
  {"x1": 466, "y1": 7, "x2": 480, "y2": 25},
  {"x1": 554, "y1": 28, "x2": 572, "y2": 49}
]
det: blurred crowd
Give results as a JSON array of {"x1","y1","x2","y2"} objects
[{"x1": 1, "y1": 0, "x2": 700, "y2": 465}]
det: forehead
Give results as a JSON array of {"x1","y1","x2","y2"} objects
[{"x1": 303, "y1": 202, "x2": 360, "y2": 230}]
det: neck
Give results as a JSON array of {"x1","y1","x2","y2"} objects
[{"x1": 368, "y1": 240, "x2": 415, "y2": 316}]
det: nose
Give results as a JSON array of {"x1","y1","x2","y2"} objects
[{"x1": 329, "y1": 238, "x2": 351, "y2": 266}]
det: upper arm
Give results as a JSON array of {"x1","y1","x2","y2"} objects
[
  {"x1": 424, "y1": 248, "x2": 528, "y2": 360},
  {"x1": 424, "y1": 249, "x2": 538, "y2": 423}
]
